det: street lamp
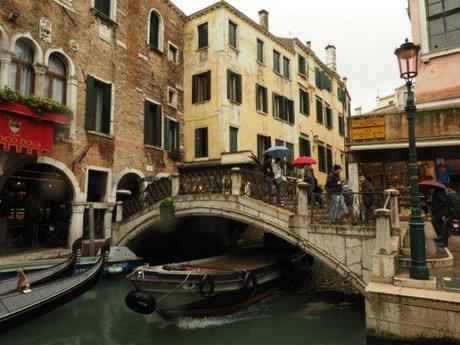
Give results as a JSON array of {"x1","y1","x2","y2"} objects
[{"x1": 395, "y1": 39, "x2": 429, "y2": 280}]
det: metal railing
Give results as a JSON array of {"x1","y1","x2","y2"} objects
[
  {"x1": 179, "y1": 168, "x2": 232, "y2": 195},
  {"x1": 0, "y1": 223, "x2": 69, "y2": 255},
  {"x1": 311, "y1": 192, "x2": 386, "y2": 226},
  {"x1": 121, "y1": 177, "x2": 172, "y2": 223},
  {"x1": 240, "y1": 168, "x2": 297, "y2": 212}
]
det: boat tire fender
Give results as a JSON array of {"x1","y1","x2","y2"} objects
[
  {"x1": 199, "y1": 274, "x2": 215, "y2": 297},
  {"x1": 125, "y1": 290, "x2": 156, "y2": 315},
  {"x1": 242, "y1": 271, "x2": 258, "y2": 296}
]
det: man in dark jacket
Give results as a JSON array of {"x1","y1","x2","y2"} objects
[
  {"x1": 326, "y1": 165, "x2": 345, "y2": 223},
  {"x1": 436, "y1": 185, "x2": 460, "y2": 247},
  {"x1": 431, "y1": 187, "x2": 449, "y2": 237},
  {"x1": 303, "y1": 164, "x2": 316, "y2": 207}
]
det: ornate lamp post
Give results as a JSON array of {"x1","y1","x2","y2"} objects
[{"x1": 395, "y1": 39, "x2": 429, "y2": 280}]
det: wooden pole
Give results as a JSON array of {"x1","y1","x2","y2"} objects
[{"x1": 88, "y1": 203, "x2": 95, "y2": 257}]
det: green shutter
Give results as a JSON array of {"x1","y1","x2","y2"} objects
[
  {"x1": 227, "y1": 70, "x2": 231, "y2": 100},
  {"x1": 315, "y1": 68, "x2": 320, "y2": 87},
  {"x1": 256, "y1": 84, "x2": 260, "y2": 110},
  {"x1": 154, "y1": 105, "x2": 162, "y2": 147},
  {"x1": 149, "y1": 12, "x2": 160, "y2": 48},
  {"x1": 203, "y1": 128, "x2": 208, "y2": 157},
  {"x1": 237, "y1": 74, "x2": 242, "y2": 103},
  {"x1": 195, "y1": 129, "x2": 201, "y2": 158},
  {"x1": 192, "y1": 74, "x2": 197, "y2": 103},
  {"x1": 280, "y1": 96, "x2": 285, "y2": 119},
  {"x1": 263, "y1": 87, "x2": 268, "y2": 113},
  {"x1": 230, "y1": 127, "x2": 238, "y2": 152},
  {"x1": 206, "y1": 71, "x2": 211, "y2": 101},
  {"x1": 85, "y1": 76, "x2": 95, "y2": 130},
  {"x1": 164, "y1": 117, "x2": 171, "y2": 150},
  {"x1": 101, "y1": 83, "x2": 111, "y2": 134},
  {"x1": 306, "y1": 92, "x2": 310, "y2": 115},
  {"x1": 144, "y1": 101, "x2": 153, "y2": 145}
]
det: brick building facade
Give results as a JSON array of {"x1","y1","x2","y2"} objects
[{"x1": 0, "y1": 0, "x2": 185, "y2": 251}]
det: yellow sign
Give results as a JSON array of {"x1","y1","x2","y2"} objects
[
  {"x1": 351, "y1": 116, "x2": 385, "y2": 140},
  {"x1": 351, "y1": 117, "x2": 385, "y2": 129}
]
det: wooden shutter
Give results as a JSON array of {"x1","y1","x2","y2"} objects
[
  {"x1": 280, "y1": 96, "x2": 285, "y2": 119},
  {"x1": 205, "y1": 71, "x2": 211, "y2": 101},
  {"x1": 315, "y1": 68, "x2": 320, "y2": 87},
  {"x1": 236, "y1": 74, "x2": 242, "y2": 103},
  {"x1": 192, "y1": 74, "x2": 198, "y2": 103},
  {"x1": 326, "y1": 148, "x2": 333, "y2": 174},
  {"x1": 227, "y1": 70, "x2": 231, "y2": 100},
  {"x1": 263, "y1": 87, "x2": 268, "y2": 113},
  {"x1": 154, "y1": 104, "x2": 162, "y2": 147},
  {"x1": 85, "y1": 76, "x2": 95, "y2": 130},
  {"x1": 144, "y1": 101, "x2": 153, "y2": 145},
  {"x1": 101, "y1": 83, "x2": 112, "y2": 134},
  {"x1": 256, "y1": 85, "x2": 260, "y2": 110},
  {"x1": 230, "y1": 127, "x2": 238, "y2": 152},
  {"x1": 306, "y1": 92, "x2": 310, "y2": 115},
  {"x1": 202, "y1": 128, "x2": 208, "y2": 157},
  {"x1": 149, "y1": 12, "x2": 160, "y2": 48},
  {"x1": 288, "y1": 100, "x2": 294, "y2": 124},
  {"x1": 195, "y1": 128, "x2": 201, "y2": 158},
  {"x1": 164, "y1": 117, "x2": 171, "y2": 150}
]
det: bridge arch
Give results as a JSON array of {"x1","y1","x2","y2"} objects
[{"x1": 115, "y1": 194, "x2": 368, "y2": 294}]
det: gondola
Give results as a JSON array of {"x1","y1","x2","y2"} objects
[
  {"x1": 0, "y1": 238, "x2": 82, "y2": 297},
  {"x1": 0, "y1": 238, "x2": 109, "y2": 333}
]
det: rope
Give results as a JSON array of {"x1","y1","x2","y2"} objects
[{"x1": 157, "y1": 271, "x2": 193, "y2": 302}]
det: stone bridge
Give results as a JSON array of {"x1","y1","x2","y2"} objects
[{"x1": 112, "y1": 168, "x2": 402, "y2": 295}]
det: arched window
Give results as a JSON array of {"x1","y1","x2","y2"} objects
[
  {"x1": 45, "y1": 54, "x2": 67, "y2": 104},
  {"x1": 10, "y1": 39, "x2": 34, "y2": 96},
  {"x1": 149, "y1": 11, "x2": 160, "y2": 49}
]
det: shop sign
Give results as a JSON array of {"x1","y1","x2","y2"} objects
[
  {"x1": 351, "y1": 116, "x2": 385, "y2": 141},
  {"x1": 0, "y1": 114, "x2": 54, "y2": 156}
]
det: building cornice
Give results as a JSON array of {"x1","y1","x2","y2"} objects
[
  {"x1": 185, "y1": 0, "x2": 296, "y2": 54},
  {"x1": 164, "y1": 0, "x2": 187, "y2": 19}
]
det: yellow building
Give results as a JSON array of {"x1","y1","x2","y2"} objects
[{"x1": 183, "y1": 1, "x2": 350, "y2": 184}]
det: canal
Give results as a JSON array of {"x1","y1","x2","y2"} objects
[{"x1": 2, "y1": 271, "x2": 367, "y2": 345}]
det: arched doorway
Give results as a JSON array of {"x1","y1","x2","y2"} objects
[
  {"x1": 0, "y1": 163, "x2": 73, "y2": 255},
  {"x1": 116, "y1": 173, "x2": 142, "y2": 202}
]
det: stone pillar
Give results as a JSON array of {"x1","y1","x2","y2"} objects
[
  {"x1": 231, "y1": 167, "x2": 241, "y2": 196},
  {"x1": 171, "y1": 173, "x2": 180, "y2": 197},
  {"x1": 347, "y1": 162, "x2": 360, "y2": 193},
  {"x1": 103, "y1": 203, "x2": 115, "y2": 240},
  {"x1": 68, "y1": 202, "x2": 86, "y2": 248},
  {"x1": 375, "y1": 208, "x2": 392, "y2": 255},
  {"x1": 67, "y1": 76, "x2": 78, "y2": 138},
  {"x1": 0, "y1": 49, "x2": 13, "y2": 88},
  {"x1": 385, "y1": 189, "x2": 400, "y2": 235},
  {"x1": 115, "y1": 201, "x2": 123, "y2": 222},
  {"x1": 296, "y1": 182, "x2": 310, "y2": 217},
  {"x1": 33, "y1": 63, "x2": 48, "y2": 97}
]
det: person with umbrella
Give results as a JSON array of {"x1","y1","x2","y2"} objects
[{"x1": 293, "y1": 156, "x2": 317, "y2": 207}]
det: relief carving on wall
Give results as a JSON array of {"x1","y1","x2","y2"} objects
[{"x1": 39, "y1": 17, "x2": 52, "y2": 43}]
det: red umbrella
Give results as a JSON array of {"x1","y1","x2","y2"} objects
[
  {"x1": 419, "y1": 180, "x2": 447, "y2": 190},
  {"x1": 292, "y1": 156, "x2": 317, "y2": 166}
]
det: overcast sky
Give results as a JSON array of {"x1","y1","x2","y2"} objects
[{"x1": 174, "y1": 0, "x2": 411, "y2": 113}]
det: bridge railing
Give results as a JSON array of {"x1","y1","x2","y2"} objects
[
  {"x1": 310, "y1": 191, "x2": 387, "y2": 226},
  {"x1": 121, "y1": 177, "x2": 172, "y2": 223},
  {"x1": 179, "y1": 168, "x2": 233, "y2": 195},
  {"x1": 240, "y1": 168, "x2": 297, "y2": 212}
]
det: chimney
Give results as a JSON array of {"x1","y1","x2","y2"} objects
[
  {"x1": 258, "y1": 10, "x2": 269, "y2": 31},
  {"x1": 325, "y1": 45, "x2": 337, "y2": 72},
  {"x1": 306, "y1": 41, "x2": 311, "y2": 48},
  {"x1": 355, "y1": 107, "x2": 362, "y2": 116},
  {"x1": 342, "y1": 77, "x2": 347, "y2": 86}
]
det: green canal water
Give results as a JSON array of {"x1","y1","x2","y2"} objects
[{"x1": 1, "y1": 275, "x2": 368, "y2": 345}]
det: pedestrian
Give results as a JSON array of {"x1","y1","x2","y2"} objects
[
  {"x1": 360, "y1": 176, "x2": 377, "y2": 221},
  {"x1": 436, "y1": 163, "x2": 450, "y2": 186},
  {"x1": 431, "y1": 186, "x2": 448, "y2": 238},
  {"x1": 303, "y1": 164, "x2": 316, "y2": 207},
  {"x1": 326, "y1": 164, "x2": 346, "y2": 223},
  {"x1": 342, "y1": 182, "x2": 354, "y2": 221},
  {"x1": 272, "y1": 158, "x2": 286, "y2": 204},
  {"x1": 435, "y1": 185, "x2": 460, "y2": 247},
  {"x1": 260, "y1": 155, "x2": 274, "y2": 199}
]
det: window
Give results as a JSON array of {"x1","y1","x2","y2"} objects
[
  {"x1": 144, "y1": 101, "x2": 162, "y2": 147},
  {"x1": 273, "y1": 93, "x2": 294, "y2": 124},
  {"x1": 337, "y1": 87, "x2": 346, "y2": 102},
  {"x1": 285, "y1": 142, "x2": 294, "y2": 163},
  {"x1": 87, "y1": 169, "x2": 108, "y2": 202},
  {"x1": 10, "y1": 39, "x2": 34, "y2": 96},
  {"x1": 299, "y1": 137, "x2": 311, "y2": 157},
  {"x1": 164, "y1": 118, "x2": 179, "y2": 151},
  {"x1": 167, "y1": 87, "x2": 177, "y2": 108},
  {"x1": 426, "y1": 0, "x2": 460, "y2": 51},
  {"x1": 168, "y1": 43, "x2": 179, "y2": 64},
  {"x1": 283, "y1": 57, "x2": 290, "y2": 78},
  {"x1": 326, "y1": 147, "x2": 333, "y2": 174},
  {"x1": 338, "y1": 114, "x2": 345, "y2": 137},
  {"x1": 227, "y1": 70, "x2": 242, "y2": 104},
  {"x1": 45, "y1": 54, "x2": 66, "y2": 104},
  {"x1": 299, "y1": 89, "x2": 310, "y2": 115},
  {"x1": 94, "y1": 0, "x2": 112, "y2": 18},
  {"x1": 198, "y1": 22, "x2": 208, "y2": 49},
  {"x1": 298, "y1": 55, "x2": 306, "y2": 75},
  {"x1": 257, "y1": 134, "x2": 271, "y2": 159},
  {"x1": 257, "y1": 39, "x2": 264, "y2": 63},
  {"x1": 316, "y1": 99, "x2": 324, "y2": 124},
  {"x1": 256, "y1": 84, "x2": 268, "y2": 113},
  {"x1": 149, "y1": 11, "x2": 160, "y2": 49},
  {"x1": 325, "y1": 106, "x2": 333, "y2": 129},
  {"x1": 229, "y1": 127, "x2": 238, "y2": 152},
  {"x1": 85, "y1": 76, "x2": 112, "y2": 135},
  {"x1": 229, "y1": 21, "x2": 237, "y2": 47},
  {"x1": 315, "y1": 68, "x2": 332, "y2": 91},
  {"x1": 195, "y1": 127, "x2": 208, "y2": 158},
  {"x1": 273, "y1": 50, "x2": 281, "y2": 73},
  {"x1": 318, "y1": 145, "x2": 326, "y2": 173},
  {"x1": 192, "y1": 71, "x2": 211, "y2": 103}
]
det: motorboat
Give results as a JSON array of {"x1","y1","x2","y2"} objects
[
  {"x1": 125, "y1": 246, "x2": 310, "y2": 319},
  {"x1": 0, "y1": 238, "x2": 82, "y2": 296},
  {"x1": 0, "y1": 239, "x2": 109, "y2": 333}
]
